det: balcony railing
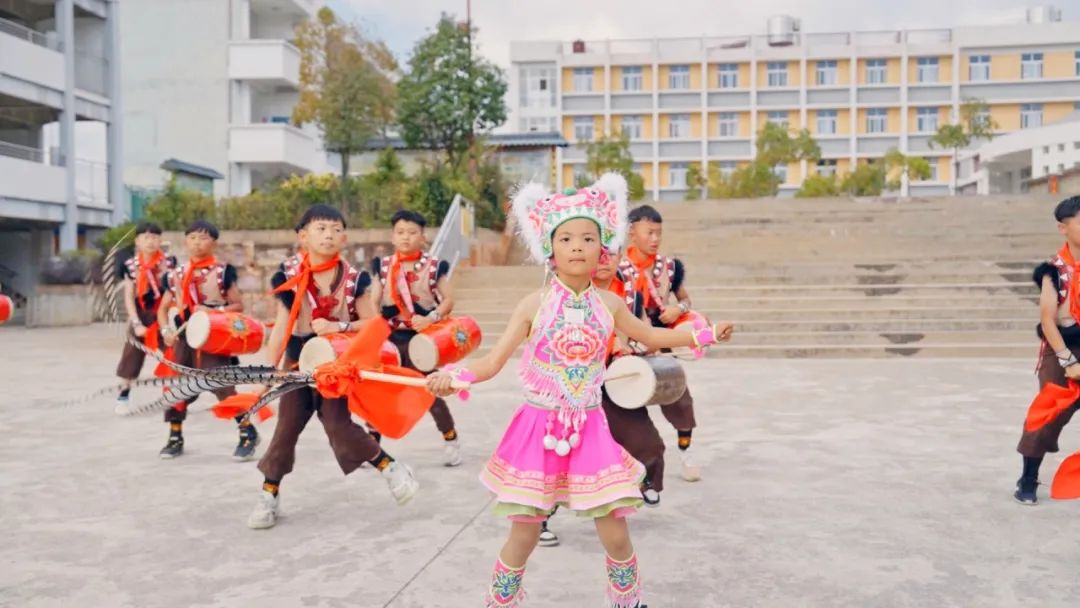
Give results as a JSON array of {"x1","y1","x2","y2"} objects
[
  {"x1": 0, "y1": 16, "x2": 61, "y2": 51},
  {"x1": 0, "y1": 141, "x2": 45, "y2": 163}
]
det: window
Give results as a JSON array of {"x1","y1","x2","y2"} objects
[
  {"x1": 1043, "y1": 146, "x2": 1050, "y2": 154},
  {"x1": 718, "y1": 63, "x2": 739, "y2": 88},
  {"x1": 866, "y1": 108, "x2": 887, "y2": 133},
  {"x1": 572, "y1": 68, "x2": 594, "y2": 92},
  {"x1": 865, "y1": 59, "x2": 887, "y2": 84},
  {"x1": 668, "y1": 114, "x2": 691, "y2": 138},
  {"x1": 717, "y1": 112, "x2": 739, "y2": 137},
  {"x1": 817, "y1": 159, "x2": 837, "y2": 177},
  {"x1": 717, "y1": 161, "x2": 736, "y2": 178},
  {"x1": 916, "y1": 57, "x2": 939, "y2": 83},
  {"x1": 520, "y1": 117, "x2": 556, "y2": 132},
  {"x1": 573, "y1": 116, "x2": 594, "y2": 141},
  {"x1": 1021, "y1": 103, "x2": 1042, "y2": 129},
  {"x1": 816, "y1": 110, "x2": 837, "y2": 135},
  {"x1": 1058, "y1": 163, "x2": 1066, "y2": 174},
  {"x1": 767, "y1": 62, "x2": 788, "y2": 87},
  {"x1": 669, "y1": 162, "x2": 689, "y2": 187},
  {"x1": 668, "y1": 65, "x2": 691, "y2": 89},
  {"x1": 916, "y1": 107, "x2": 939, "y2": 133},
  {"x1": 1021, "y1": 52, "x2": 1043, "y2": 79},
  {"x1": 1075, "y1": 141, "x2": 1080, "y2": 150},
  {"x1": 520, "y1": 66, "x2": 556, "y2": 108},
  {"x1": 767, "y1": 111, "x2": 789, "y2": 129},
  {"x1": 925, "y1": 162, "x2": 938, "y2": 182},
  {"x1": 1076, "y1": 50, "x2": 1080, "y2": 76},
  {"x1": 773, "y1": 163, "x2": 788, "y2": 183},
  {"x1": 621, "y1": 115, "x2": 643, "y2": 140},
  {"x1": 816, "y1": 60, "x2": 837, "y2": 86},
  {"x1": 969, "y1": 55, "x2": 990, "y2": 81},
  {"x1": 972, "y1": 109, "x2": 992, "y2": 133},
  {"x1": 1059, "y1": 144, "x2": 1066, "y2": 152},
  {"x1": 573, "y1": 166, "x2": 590, "y2": 186},
  {"x1": 622, "y1": 66, "x2": 643, "y2": 91}
]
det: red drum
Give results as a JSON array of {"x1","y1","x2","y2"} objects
[
  {"x1": 298, "y1": 332, "x2": 400, "y2": 373},
  {"x1": 185, "y1": 310, "x2": 265, "y2": 355},
  {"x1": 0, "y1": 294, "x2": 12, "y2": 325},
  {"x1": 408, "y1": 316, "x2": 482, "y2": 372}
]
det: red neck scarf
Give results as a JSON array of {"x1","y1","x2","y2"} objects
[
  {"x1": 626, "y1": 246, "x2": 658, "y2": 309},
  {"x1": 1059, "y1": 243, "x2": 1080, "y2": 323},
  {"x1": 388, "y1": 250, "x2": 423, "y2": 319},
  {"x1": 271, "y1": 252, "x2": 342, "y2": 363},
  {"x1": 178, "y1": 256, "x2": 217, "y2": 316},
  {"x1": 136, "y1": 250, "x2": 165, "y2": 310}
]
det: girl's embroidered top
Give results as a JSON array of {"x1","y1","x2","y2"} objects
[{"x1": 519, "y1": 277, "x2": 613, "y2": 452}]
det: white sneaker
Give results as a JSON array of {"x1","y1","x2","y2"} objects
[
  {"x1": 247, "y1": 490, "x2": 279, "y2": 530},
  {"x1": 678, "y1": 447, "x2": 702, "y2": 482},
  {"x1": 443, "y1": 439, "x2": 463, "y2": 467},
  {"x1": 114, "y1": 397, "x2": 132, "y2": 416},
  {"x1": 382, "y1": 461, "x2": 419, "y2": 505},
  {"x1": 642, "y1": 487, "x2": 661, "y2": 507}
]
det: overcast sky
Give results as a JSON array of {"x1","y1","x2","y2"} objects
[{"x1": 332, "y1": 0, "x2": 1080, "y2": 69}]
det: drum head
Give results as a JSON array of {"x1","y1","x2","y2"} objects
[
  {"x1": 298, "y1": 337, "x2": 336, "y2": 373},
  {"x1": 408, "y1": 335, "x2": 438, "y2": 372},
  {"x1": 604, "y1": 356, "x2": 656, "y2": 410},
  {"x1": 185, "y1": 310, "x2": 211, "y2": 349}
]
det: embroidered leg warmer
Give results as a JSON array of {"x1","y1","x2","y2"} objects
[
  {"x1": 605, "y1": 553, "x2": 643, "y2": 608},
  {"x1": 484, "y1": 558, "x2": 526, "y2": 607}
]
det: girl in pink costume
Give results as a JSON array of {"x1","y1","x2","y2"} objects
[{"x1": 428, "y1": 174, "x2": 733, "y2": 607}]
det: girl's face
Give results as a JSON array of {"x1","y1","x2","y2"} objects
[{"x1": 551, "y1": 217, "x2": 601, "y2": 278}]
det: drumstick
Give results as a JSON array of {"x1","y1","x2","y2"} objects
[
  {"x1": 604, "y1": 372, "x2": 641, "y2": 382},
  {"x1": 358, "y1": 370, "x2": 471, "y2": 390}
]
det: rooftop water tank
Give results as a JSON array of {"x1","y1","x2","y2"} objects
[
  {"x1": 1026, "y1": 5, "x2": 1062, "y2": 23},
  {"x1": 767, "y1": 15, "x2": 800, "y2": 46}
]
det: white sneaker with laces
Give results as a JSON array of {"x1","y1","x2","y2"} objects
[
  {"x1": 382, "y1": 461, "x2": 419, "y2": 505},
  {"x1": 247, "y1": 490, "x2": 279, "y2": 529},
  {"x1": 678, "y1": 447, "x2": 702, "y2": 482},
  {"x1": 443, "y1": 439, "x2": 463, "y2": 467}
]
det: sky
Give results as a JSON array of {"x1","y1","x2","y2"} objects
[{"x1": 331, "y1": 0, "x2": 1080, "y2": 69}]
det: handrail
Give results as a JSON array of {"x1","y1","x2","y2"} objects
[
  {"x1": 429, "y1": 194, "x2": 476, "y2": 277},
  {"x1": 0, "y1": 16, "x2": 60, "y2": 50},
  {"x1": 0, "y1": 141, "x2": 45, "y2": 163}
]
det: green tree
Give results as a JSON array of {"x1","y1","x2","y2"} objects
[
  {"x1": 795, "y1": 173, "x2": 841, "y2": 198},
  {"x1": 839, "y1": 162, "x2": 887, "y2": 196},
  {"x1": 708, "y1": 162, "x2": 780, "y2": 198},
  {"x1": 684, "y1": 163, "x2": 705, "y2": 200},
  {"x1": 142, "y1": 179, "x2": 216, "y2": 230},
  {"x1": 580, "y1": 133, "x2": 646, "y2": 200},
  {"x1": 707, "y1": 123, "x2": 822, "y2": 198},
  {"x1": 884, "y1": 148, "x2": 932, "y2": 191},
  {"x1": 293, "y1": 8, "x2": 396, "y2": 207},
  {"x1": 755, "y1": 122, "x2": 821, "y2": 167},
  {"x1": 360, "y1": 148, "x2": 410, "y2": 222},
  {"x1": 397, "y1": 15, "x2": 507, "y2": 169},
  {"x1": 930, "y1": 97, "x2": 998, "y2": 190}
]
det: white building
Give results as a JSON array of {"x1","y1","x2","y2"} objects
[
  {"x1": 0, "y1": 0, "x2": 122, "y2": 315},
  {"x1": 957, "y1": 111, "x2": 1080, "y2": 195},
  {"x1": 507, "y1": 7, "x2": 1080, "y2": 200},
  {"x1": 121, "y1": 0, "x2": 330, "y2": 198}
]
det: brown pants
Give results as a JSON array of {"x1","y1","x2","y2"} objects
[
  {"x1": 602, "y1": 391, "x2": 667, "y2": 492},
  {"x1": 115, "y1": 309, "x2": 161, "y2": 380},
  {"x1": 1017, "y1": 345, "x2": 1080, "y2": 458},
  {"x1": 258, "y1": 378, "x2": 383, "y2": 481},
  {"x1": 162, "y1": 339, "x2": 238, "y2": 423},
  {"x1": 659, "y1": 387, "x2": 696, "y2": 432},
  {"x1": 390, "y1": 329, "x2": 455, "y2": 435}
]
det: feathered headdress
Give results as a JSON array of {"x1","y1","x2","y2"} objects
[{"x1": 510, "y1": 172, "x2": 629, "y2": 264}]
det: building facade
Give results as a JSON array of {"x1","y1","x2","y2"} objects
[
  {"x1": 508, "y1": 9, "x2": 1080, "y2": 200},
  {"x1": 122, "y1": 0, "x2": 329, "y2": 198},
  {"x1": 957, "y1": 110, "x2": 1080, "y2": 195},
  {"x1": 0, "y1": 0, "x2": 122, "y2": 319}
]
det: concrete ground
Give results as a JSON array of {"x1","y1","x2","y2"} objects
[{"x1": 1, "y1": 324, "x2": 1078, "y2": 608}]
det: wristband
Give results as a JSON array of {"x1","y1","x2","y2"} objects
[{"x1": 437, "y1": 364, "x2": 475, "y2": 400}]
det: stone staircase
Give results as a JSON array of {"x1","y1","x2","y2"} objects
[{"x1": 452, "y1": 195, "x2": 1062, "y2": 358}]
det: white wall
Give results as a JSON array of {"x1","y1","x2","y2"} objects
[
  {"x1": 0, "y1": 156, "x2": 66, "y2": 203},
  {"x1": 120, "y1": 0, "x2": 231, "y2": 192},
  {"x1": 0, "y1": 33, "x2": 64, "y2": 91}
]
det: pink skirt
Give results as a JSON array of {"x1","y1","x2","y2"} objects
[{"x1": 480, "y1": 403, "x2": 645, "y2": 519}]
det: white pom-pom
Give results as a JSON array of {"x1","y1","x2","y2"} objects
[
  {"x1": 511, "y1": 181, "x2": 552, "y2": 264},
  {"x1": 590, "y1": 172, "x2": 629, "y2": 251},
  {"x1": 543, "y1": 434, "x2": 558, "y2": 450},
  {"x1": 568, "y1": 432, "x2": 581, "y2": 448},
  {"x1": 555, "y1": 439, "x2": 571, "y2": 456}
]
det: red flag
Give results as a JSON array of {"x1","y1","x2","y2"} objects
[
  {"x1": 1024, "y1": 381, "x2": 1080, "y2": 432},
  {"x1": 1051, "y1": 451, "x2": 1080, "y2": 500}
]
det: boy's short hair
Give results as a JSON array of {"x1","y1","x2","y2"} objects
[
  {"x1": 391, "y1": 209, "x2": 427, "y2": 228},
  {"x1": 135, "y1": 221, "x2": 162, "y2": 236},
  {"x1": 1054, "y1": 196, "x2": 1080, "y2": 222},
  {"x1": 184, "y1": 219, "x2": 220, "y2": 240},
  {"x1": 628, "y1": 205, "x2": 663, "y2": 224},
  {"x1": 297, "y1": 204, "x2": 347, "y2": 230}
]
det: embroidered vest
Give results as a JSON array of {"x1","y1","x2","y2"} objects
[
  {"x1": 284, "y1": 260, "x2": 362, "y2": 336},
  {"x1": 168, "y1": 261, "x2": 227, "y2": 307},
  {"x1": 377, "y1": 253, "x2": 442, "y2": 329},
  {"x1": 617, "y1": 256, "x2": 676, "y2": 316}
]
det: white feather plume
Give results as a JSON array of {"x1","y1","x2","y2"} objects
[
  {"x1": 591, "y1": 172, "x2": 630, "y2": 252},
  {"x1": 510, "y1": 181, "x2": 552, "y2": 264}
]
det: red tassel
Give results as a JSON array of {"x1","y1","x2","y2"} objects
[{"x1": 1050, "y1": 451, "x2": 1080, "y2": 500}]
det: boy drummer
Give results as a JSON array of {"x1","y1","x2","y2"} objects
[
  {"x1": 156, "y1": 219, "x2": 252, "y2": 460},
  {"x1": 249, "y1": 204, "x2": 419, "y2": 529},
  {"x1": 368, "y1": 210, "x2": 462, "y2": 466}
]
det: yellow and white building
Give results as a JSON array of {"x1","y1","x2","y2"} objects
[{"x1": 507, "y1": 8, "x2": 1080, "y2": 199}]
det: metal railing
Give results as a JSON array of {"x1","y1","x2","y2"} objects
[
  {"x1": 0, "y1": 141, "x2": 45, "y2": 163},
  {"x1": 75, "y1": 159, "x2": 109, "y2": 205},
  {"x1": 0, "y1": 16, "x2": 60, "y2": 50},
  {"x1": 430, "y1": 194, "x2": 476, "y2": 277}
]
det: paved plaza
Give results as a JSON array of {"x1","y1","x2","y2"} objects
[{"x1": 1, "y1": 324, "x2": 1078, "y2": 607}]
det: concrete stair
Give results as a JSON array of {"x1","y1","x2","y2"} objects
[{"x1": 451, "y1": 195, "x2": 1061, "y2": 358}]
